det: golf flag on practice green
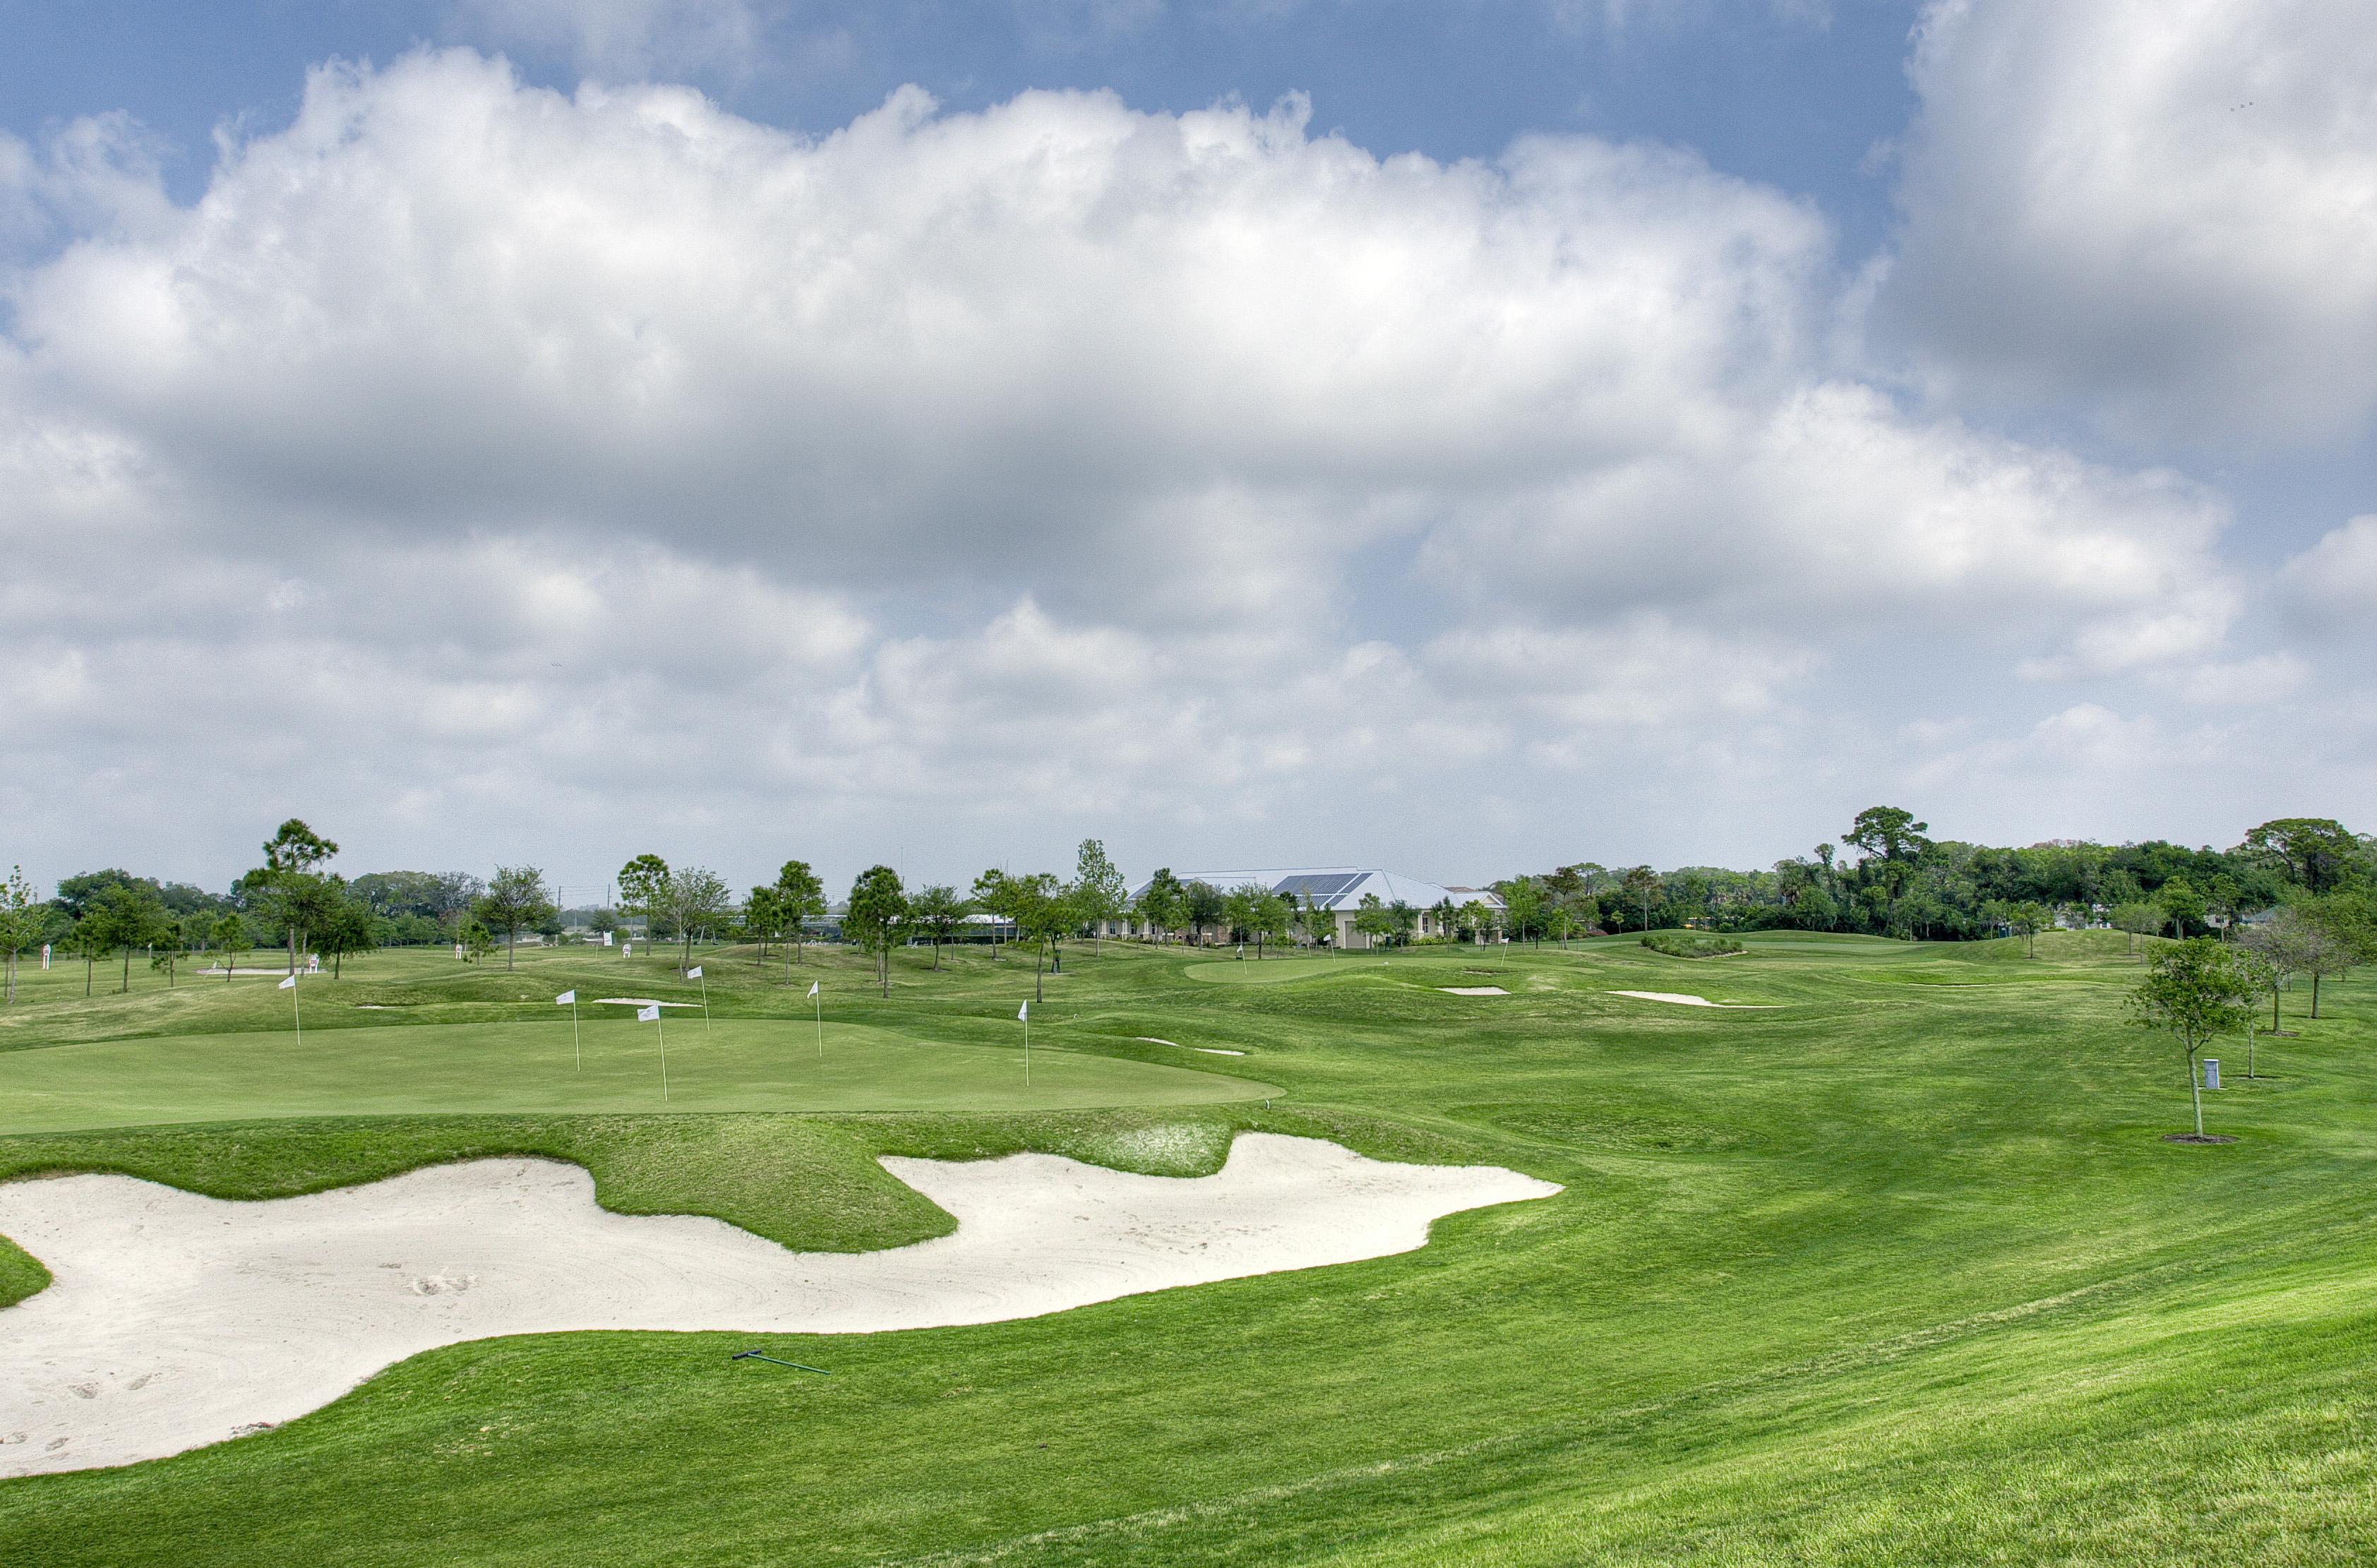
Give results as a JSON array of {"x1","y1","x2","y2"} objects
[
  {"x1": 687, "y1": 966, "x2": 703, "y2": 979},
  {"x1": 555, "y1": 990, "x2": 575, "y2": 1005},
  {"x1": 277, "y1": 976, "x2": 296, "y2": 991},
  {"x1": 637, "y1": 1004, "x2": 660, "y2": 1022},
  {"x1": 808, "y1": 981, "x2": 819, "y2": 998}
]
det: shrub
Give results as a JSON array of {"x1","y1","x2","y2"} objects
[{"x1": 1641, "y1": 932, "x2": 1746, "y2": 959}]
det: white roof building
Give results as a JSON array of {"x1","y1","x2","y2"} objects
[{"x1": 1122, "y1": 868, "x2": 1505, "y2": 948}]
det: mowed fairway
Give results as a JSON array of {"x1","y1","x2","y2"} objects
[
  {"x1": 0, "y1": 1019, "x2": 1277, "y2": 1132},
  {"x1": 3, "y1": 932, "x2": 2376, "y2": 1566}
]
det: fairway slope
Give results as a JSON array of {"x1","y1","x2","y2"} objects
[{"x1": 0, "y1": 1135, "x2": 1557, "y2": 1476}]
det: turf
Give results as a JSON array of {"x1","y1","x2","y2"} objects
[
  {"x1": 0, "y1": 1019, "x2": 1276, "y2": 1133},
  {"x1": 0, "y1": 931, "x2": 2369, "y2": 1566}
]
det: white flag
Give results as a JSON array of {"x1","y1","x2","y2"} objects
[
  {"x1": 1017, "y1": 1001, "x2": 1029, "y2": 1022},
  {"x1": 687, "y1": 966, "x2": 703, "y2": 979},
  {"x1": 807, "y1": 982, "x2": 819, "y2": 998},
  {"x1": 637, "y1": 1004, "x2": 660, "y2": 1022},
  {"x1": 556, "y1": 991, "x2": 575, "y2": 1005},
  {"x1": 277, "y1": 976, "x2": 297, "y2": 991}
]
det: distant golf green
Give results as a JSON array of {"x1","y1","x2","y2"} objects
[
  {"x1": 0, "y1": 1019, "x2": 1279, "y2": 1133},
  {"x1": 1182, "y1": 953, "x2": 1463, "y2": 983}
]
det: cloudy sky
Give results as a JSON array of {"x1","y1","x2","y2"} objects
[{"x1": 2, "y1": 0, "x2": 2371, "y2": 900}]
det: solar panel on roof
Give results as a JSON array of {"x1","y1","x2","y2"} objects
[{"x1": 1272, "y1": 872, "x2": 1361, "y2": 902}]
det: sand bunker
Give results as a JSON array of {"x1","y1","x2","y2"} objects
[
  {"x1": 1605, "y1": 991, "x2": 1780, "y2": 1009},
  {"x1": 1438, "y1": 986, "x2": 1509, "y2": 996},
  {"x1": 1135, "y1": 1037, "x2": 1246, "y2": 1055},
  {"x1": 0, "y1": 1135, "x2": 1554, "y2": 1476}
]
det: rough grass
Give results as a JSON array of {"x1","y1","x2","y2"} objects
[{"x1": 0, "y1": 935, "x2": 2369, "y2": 1566}]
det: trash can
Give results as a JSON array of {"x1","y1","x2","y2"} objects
[{"x1": 2203, "y1": 1058, "x2": 2220, "y2": 1091}]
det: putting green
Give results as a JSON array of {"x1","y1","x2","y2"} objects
[{"x1": 0, "y1": 1020, "x2": 1281, "y2": 1134}]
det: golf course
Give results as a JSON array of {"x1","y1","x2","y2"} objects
[{"x1": 1, "y1": 929, "x2": 2372, "y2": 1564}]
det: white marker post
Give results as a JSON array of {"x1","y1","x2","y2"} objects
[
  {"x1": 557, "y1": 989, "x2": 580, "y2": 1071},
  {"x1": 279, "y1": 974, "x2": 300, "y2": 1044},
  {"x1": 638, "y1": 1003, "x2": 668, "y2": 1101},
  {"x1": 1018, "y1": 999, "x2": 1031, "y2": 1084},
  {"x1": 808, "y1": 980, "x2": 822, "y2": 1057},
  {"x1": 688, "y1": 965, "x2": 709, "y2": 1032}
]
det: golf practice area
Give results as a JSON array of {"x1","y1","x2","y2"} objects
[{"x1": 2, "y1": 931, "x2": 2374, "y2": 1564}]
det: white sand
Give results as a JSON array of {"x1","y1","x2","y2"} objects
[
  {"x1": 1438, "y1": 986, "x2": 1509, "y2": 996},
  {"x1": 0, "y1": 1135, "x2": 1555, "y2": 1476},
  {"x1": 1605, "y1": 991, "x2": 1780, "y2": 1008},
  {"x1": 1134, "y1": 1037, "x2": 1245, "y2": 1055}
]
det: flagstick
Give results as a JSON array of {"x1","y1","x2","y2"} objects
[
  {"x1": 570, "y1": 995, "x2": 582, "y2": 1072},
  {"x1": 699, "y1": 971, "x2": 710, "y2": 1033},
  {"x1": 658, "y1": 1012, "x2": 670, "y2": 1103},
  {"x1": 1024, "y1": 1007, "x2": 1031, "y2": 1084},
  {"x1": 292, "y1": 981, "x2": 301, "y2": 1046},
  {"x1": 815, "y1": 987, "x2": 823, "y2": 1058}
]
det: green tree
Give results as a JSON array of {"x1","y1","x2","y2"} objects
[
  {"x1": 1010, "y1": 873, "x2": 1073, "y2": 1000},
  {"x1": 1619, "y1": 866, "x2": 1661, "y2": 933},
  {"x1": 459, "y1": 919, "x2": 496, "y2": 963},
  {"x1": 208, "y1": 911, "x2": 249, "y2": 982},
  {"x1": 2297, "y1": 892, "x2": 2373, "y2": 1019},
  {"x1": 148, "y1": 914, "x2": 192, "y2": 988},
  {"x1": 1247, "y1": 886, "x2": 1291, "y2": 958},
  {"x1": 1072, "y1": 839, "x2": 1127, "y2": 954},
  {"x1": 474, "y1": 866, "x2": 558, "y2": 971},
  {"x1": 845, "y1": 866, "x2": 908, "y2": 997},
  {"x1": 1501, "y1": 878, "x2": 1546, "y2": 945},
  {"x1": 907, "y1": 884, "x2": 969, "y2": 968},
  {"x1": 1353, "y1": 892, "x2": 1395, "y2": 950},
  {"x1": 2237, "y1": 911, "x2": 2311, "y2": 1033},
  {"x1": 1456, "y1": 898, "x2": 1491, "y2": 943},
  {"x1": 2128, "y1": 939, "x2": 2258, "y2": 1139},
  {"x1": 88, "y1": 882, "x2": 169, "y2": 994},
  {"x1": 2000, "y1": 899, "x2": 2051, "y2": 957},
  {"x1": 257, "y1": 819, "x2": 340, "y2": 976},
  {"x1": 1221, "y1": 882, "x2": 1258, "y2": 952},
  {"x1": 616, "y1": 854, "x2": 671, "y2": 951},
  {"x1": 317, "y1": 885, "x2": 378, "y2": 978},
  {"x1": 775, "y1": 861, "x2": 827, "y2": 968},
  {"x1": 971, "y1": 869, "x2": 1017, "y2": 961},
  {"x1": 2112, "y1": 901, "x2": 2165, "y2": 956},
  {"x1": 1298, "y1": 890, "x2": 1334, "y2": 950},
  {"x1": 744, "y1": 885, "x2": 786, "y2": 965},
  {"x1": 654, "y1": 868, "x2": 731, "y2": 974},
  {"x1": 64, "y1": 912, "x2": 112, "y2": 995},
  {"x1": 0, "y1": 867, "x2": 47, "y2": 1005},
  {"x1": 1135, "y1": 868, "x2": 1185, "y2": 945},
  {"x1": 2241, "y1": 818, "x2": 2364, "y2": 895},
  {"x1": 1183, "y1": 880, "x2": 1226, "y2": 946},
  {"x1": 1387, "y1": 899, "x2": 1418, "y2": 947},
  {"x1": 2158, "y1": 878, "x2": 2208, "y2": 939}
]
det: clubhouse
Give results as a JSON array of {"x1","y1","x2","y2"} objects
[{"x1": 1113, "y1": 868, "x2": 1506, "y2": 950}]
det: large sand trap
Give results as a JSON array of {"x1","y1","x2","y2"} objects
[
  {"x1": 1606, "y1": 991, "x2": 1780, "y2": 1008},
  {"x1": 0, "y1": 1135, "x2": 1555, "y2": 1476}
]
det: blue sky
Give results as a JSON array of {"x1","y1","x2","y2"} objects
[{"x1": 1, "y1": 0, "x2": 2371, "y2": 894}]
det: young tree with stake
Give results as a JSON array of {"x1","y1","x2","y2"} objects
[
  {"x1": 776, "y1": 861, "x2": 827, "y2": 968},
  {"x1": 2128, "y1": 939, "x2": 2258, "y2": 1140},
  {"x1": 845, "y1": 866, "x2": 908, "y2": 997},
  {"x1": 1072, "y1": 839, "x2": 1127, "y2": 954},
  {"x1": 0, "y1": 867, "x2": 47, "y2": 1005}
]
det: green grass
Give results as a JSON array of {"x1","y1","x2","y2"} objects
[
  {"x1": 1, "y1": 934, "x2": 2371, "y2": 1565},
  {"x1": 0, "y1": 1019, "x2": 1276, "y2": 1133}
]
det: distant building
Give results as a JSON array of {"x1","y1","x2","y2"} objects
[{"x1": 1116, "y1": 868, "x2": 1507, "y2": 950}]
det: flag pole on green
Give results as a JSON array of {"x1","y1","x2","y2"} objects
[
  {"x1": 808, "y1": 981, "x2": 822, "y2": 1057},
  {"x1": 638, "y1": 1003, "x2": 669, "y2": 1101},
  {"x1": 688, "y1": 966, "x2": 709, "y2": 1032},
  {"x1": 279, "y1": 974, "x2": 299, "y2": 1044},
  {"x1": 557, "y1": 990, "x2": 580, "y2": 1070},
  {"x1": 1018, "y1": 999, "x2": 1030, "y2": 1084}
]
